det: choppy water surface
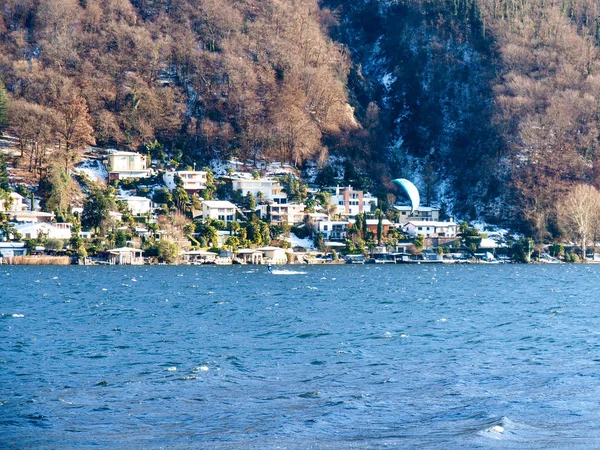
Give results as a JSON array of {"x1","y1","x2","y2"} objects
[{"x1": 2, "y1": 264, "x2": 600, "y2": 448}]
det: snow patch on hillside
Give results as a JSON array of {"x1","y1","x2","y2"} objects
[
  {"x1": 381, "y1": 73, "x2": 397, "y2": 90},
  {"x1": 210, "y1": 159, "x2": 298, "y2": 178},
  {"x1": 286, "y1": 233, "x2": 315, "y2": 250},
  {"x1": 75, "y1": 160, "x2": 108, "y2": 183}
]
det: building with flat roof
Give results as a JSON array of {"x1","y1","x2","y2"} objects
[
  {"x1": 327, "y1": 186, "x2": 377, "y2": 216},
  {"x1": 0, "y1": 192, "x2": 27, "y2": 212},
  {"x1": 107, "y1": 152, "x2": 151, "y2": 180},
  {"x1": 117, "y1": 196, "x2": 155, "y2": 216},
  {"x1": 232, "y1": 178, "x2": 287, "y2": 204},
  {"x1": 393, "y1": 205, "x2": 440, "y2": 222},
  {"x1": 256, "y1": 203, "x2": 306, "y2": 225},
  {"x1": 201, "y1": 200, "x2": 237, "y2": 224},
  {"x1": 163, "y1": 170, "x2": 208, "y2": 193},
  {"x1": 13, "y1": 222, "x2": 73, "y2": 240},
  {"x1": 317, "y1": 220, "x2": 350, "y2": 241},
  {"x1": 403, "y1": 220, "x2": 457, "y2": 238}
]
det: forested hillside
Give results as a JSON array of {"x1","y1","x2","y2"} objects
[
  {"x1": 325, "y1": 0, "x2": 600, "y2": 238},
  {"x1": 3, "y1": 0, "x2": 600, "y2": 238},
  {"x1": 0, "y1": 0, "x2": 355, "y2": 171}
]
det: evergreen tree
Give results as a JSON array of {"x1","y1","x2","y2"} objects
[
  {"x1": 0, "y1": 154, "x2": 9, "y2": 190},
  {"x1": 355, "y1": 212, "x2": 365, "y2": 239},
  {"x1": 0, "y1": 81, "x2": 8, "y2": 132},
  {"x1": 82, "y1": 188, "x2": 113, "y2": 233},
  {"x1": 245, "y1": 192, "x2": 256, "y2": 210},
  {"x1": 375, "y1": 209, "x2": 383, "y2": 244},
  {"x1": 46, "y1": 167, "x2": 79, "y2": 214}
]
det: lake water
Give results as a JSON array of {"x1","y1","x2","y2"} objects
[{"x1": 2, "y1": 264, "x2": 600, "y2": 448}]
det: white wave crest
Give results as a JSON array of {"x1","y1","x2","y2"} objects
[{"x1": 271, "y1": 270, "x2": 307, "y2": 275}]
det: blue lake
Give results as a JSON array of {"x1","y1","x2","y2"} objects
[{"x1": 2, "y1": 264, "x2": 600, "y2": 448}]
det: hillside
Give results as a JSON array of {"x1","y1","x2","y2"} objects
[
  {"x1": 3, "y1": 0, "x2": 600, "y2": 238},
  {"x1": 0, "y1": 0, "x2": 355, "y2": 170},
  {"x1": 324, "y1": 0, "x2": 600, "y2": 238}
]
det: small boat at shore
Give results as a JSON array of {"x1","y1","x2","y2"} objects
[
  {"x1": 392, "y1": 252, "x2": 445, "y2": 264},
  {"x1": 345, "y1": 254, "x2": 366, "y2": 264},
  {"x1": 366, "y1": 253, "x2": 396, "y2": 264}
]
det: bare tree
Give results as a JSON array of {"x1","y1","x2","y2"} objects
[
  {"x1": 55, "y1": 95, "x2": 95, "y2": 171},
  {"x1": 558, "y1": 184, "x2": 600, "y2": 260}
]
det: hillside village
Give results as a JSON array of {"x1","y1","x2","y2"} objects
[{"x1": 0, "y1": 143, "x2": 487, "y2": 265}]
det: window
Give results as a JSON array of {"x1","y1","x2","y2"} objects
[
  {"x1": 339, "y1": 201, "x2": 344, "y2": 205},
  {"x1": 323, "y1": 225, "x2": 328, "y2": 231}
]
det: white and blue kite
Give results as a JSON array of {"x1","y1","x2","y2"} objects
[{"x1": 392, "y1": 178, "x2": 420, "y2": 213}]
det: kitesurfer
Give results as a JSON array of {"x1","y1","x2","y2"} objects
[{"x1": 267, "y1": 263, "x2": 273, "y2": 274}]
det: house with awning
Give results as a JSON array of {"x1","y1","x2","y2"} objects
[
  {"x1": 235, "y1": 248, "x2": 264, "y2": 264},
  {"x1": 106, "y1": 247, "x2": 144, "y2": 265},
  {"x1": 256, "y1": 246, "x2": 288, "y2": 264},
  {"x1": 182, "y1": 250, "x2": 218, "y2": 264}
]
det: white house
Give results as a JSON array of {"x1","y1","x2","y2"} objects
[
  {"x1": 117, "y1": 196, "x2": 155, "y2": 216},
  {"x1": 256, "y1": 246, "x2": 288, "y2": 264},
  {"x1": 202, "y1": 200, "x2": 237, "y2": 224},
  {"x1": 106, "y1": 247, "x2": 144, "y2": 265},
  {"x1": 0, "y1": 192, "x2": 27, "y2": 212},
  {"x1": 403, "y1": 220, "x2": 457, "y2": 238},
  {"x1": 393, "y1": 205, "x2": 440, "y2": 222},
  {"x1": 256, "y1": 202, "x2": 306, "y2": 225},
  {"x1": 235, "y1": 248, "x2": 264, "y2": 264},
  {"x1": 14, "y1": 222, "x2": 73, "y2": 240},
  {"x1": 317, "y1": 220, "x2": 349, "y2": 240},
  {"x1": 163, "y1": 170, "x2": 208, "y2": 193},
  {"x1": 107, "y1": 151, "x2": 151, "y2": 180},
  {"x1": 328, "y1": 186, "x2": 377, "y2": 216},
  {"x1": 182, "y1": 250, "x2": 218, "y2": 264},
  {"x1": 7, "y1": 211, "x2": 55, "y2": 223},
  {"x1": 232, "y1": 178, "x2": 287, "y2": 204},
  {"x1": 0, "y1": 242, "x2": 27, "y2": 258}
]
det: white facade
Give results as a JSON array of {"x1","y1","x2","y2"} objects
[
  {"x1": 393, "y1": 205, "x2": 440, "y2": 222},
  {"x1": 14, "y1": 222, "x2": 73, "y2": 240},
  {"x1": 232, "y1": 178, "x2": 287, "y2": 204},
  {"x1": 7, "y1": 211, "x2": 55, "y2": 223},
  {"x1": 328, "y1": 186, "x2": 377, "y2": 216},
  {"x1": 0, "y1": 242, "x2": 27, "y2": 258},
  {"x1": 106, "y1": 247, "x2": 144, "y2": 265},
  {"x1": 0, "y1": 192, "x2": 27, "y2": 212},
  {"x1": 317, "y1": 220, "x2": 349, "y2": 240},
  {"x1": 117, "y1": 196, "x2": 154, "y2": 216},
  {"x1": 256, "y1": 246, "x2": 288, "y2": 264},
  {"x1": 257, "y1": 203, "x2": 305, "y2": 225},
  {"x1": 202, "y1": 200, "x2": 237, "y2": 223},
  {"x1": 163, "y1": 171, "x2": 208, "y2": 192},
  {"x1": 404, "y1": 220, "x2": 457, "y2": 238},
  {"x1": 107, "y1": 152, "x2": 151, "y2": 180}
]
